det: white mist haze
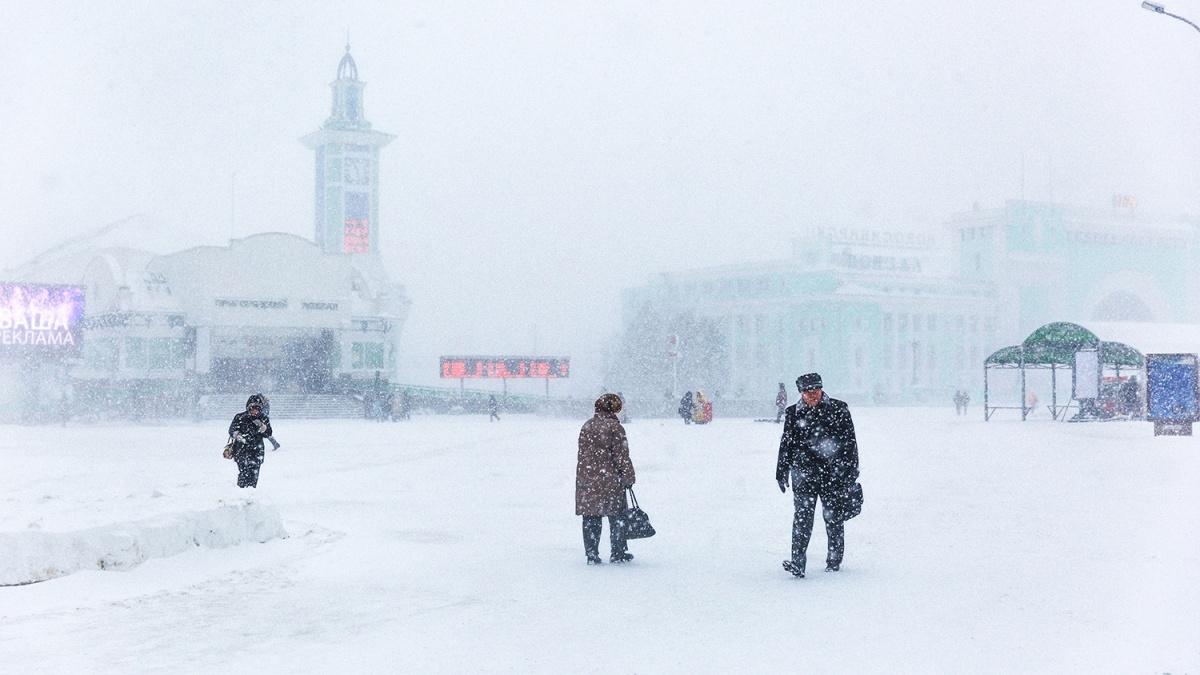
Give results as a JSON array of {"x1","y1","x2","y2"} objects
[{"x1": 2, "y1": 0, "x2": 1199, "y2": 392}]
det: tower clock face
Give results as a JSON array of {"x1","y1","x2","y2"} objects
[{"x1": 345, "y1": 158, "x2": 370, "y2": 185}]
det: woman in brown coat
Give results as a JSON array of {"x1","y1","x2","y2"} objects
[{"x1": 576, "y1": 393, "x2": 636, "y2": 564}]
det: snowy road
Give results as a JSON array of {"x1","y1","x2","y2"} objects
[{"x1": 1, "y1": 409, "x2": 1198, "y2": 673}]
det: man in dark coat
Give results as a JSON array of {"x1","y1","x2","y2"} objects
[
  {"x1": 397, "y1": 390, "x2": 411, "y2": 420},
  {"x1": 381, "y1": 392, "x2": 394, "y2": 422},
  {"x1": 678, "y1": 391, "x2": 694, "y2": 424},
  {"x1": 576, "y1": 393, "x2": 636, "y2": 564},
  {"x1": 229, "y1": 394, "x2": 273, "y2": 488},
  {"x1": 776, "y1": 373, "x2": 859, "y2": 577}
]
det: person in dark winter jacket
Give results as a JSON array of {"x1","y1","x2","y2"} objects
[
  {"x1": 776, "y1": 373, "x2": 859, "y2": 577},
  {"x1": 678, "y1": 391, "x2": 694, "y2": 424},
  {"x1": 397, "y1": 390, "x2": 411, "y2": 420},
  {"x1": 488, "y1": 394, "x2": 500, "y2": 422},
  {"x1": 229, "y1": 394, "x2": 273, "y2": 488},
  {"x1": 576, "y1": 393, "x2": 636, "y2": 565},
  {"x1": 381, "y1": 392, "x2": 394, "y2": 422},
  {"x1": 256, "y1": 393, "x2": 281, "y2": 450}
]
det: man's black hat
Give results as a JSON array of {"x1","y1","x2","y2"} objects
[{"x1": 796, "y1": 372, "x2": 823, "y2": 391}]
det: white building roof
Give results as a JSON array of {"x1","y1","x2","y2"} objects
[{"x1": 1082, "y1": 321, "x2": 1200, "y2": 356}]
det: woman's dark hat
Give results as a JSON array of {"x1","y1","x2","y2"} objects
[
  {"x1": 595, "y1": 393, "x2": 623, "y2": 415},
  {"x1": 796, "y1": 373, "x2": 823, "y2": 391}
]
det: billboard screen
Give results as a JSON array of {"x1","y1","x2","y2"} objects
[
  {"x1": 344, "y1": 191, "x2": 370, "y2": 253},
  {"x1": 0, "y1": 284, "x2": 86, "y2": 357},
  {"x1": 1146, "y1": 353, "x2": 1198, "y2": 422},
  {"x1": 440, "y1": 356, "x2": 569, "y2": 379}
]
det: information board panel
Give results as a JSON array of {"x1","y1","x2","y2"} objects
[
  {"x1": 1073, "y1": 348, "x2": 1100, "y2": 400},
  {"x1": 440, "y1": 356, "x2": 569, "y2": 379},
  {"x1": 0, "y1": 284, "x2": 86, "y2": 357},
  {"x1": 1146, "y1": 353, "x2": 1198, "y2": 422}
]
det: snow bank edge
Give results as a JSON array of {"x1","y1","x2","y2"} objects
[{"x1": 0, "y1": 499, "x2": 287, "y2": 586}]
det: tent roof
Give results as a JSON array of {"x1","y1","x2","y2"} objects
[
  {"x1": 986, "y1": 321, "x2": 1144, "y2": 367},
  {"x1": 985, "y1": 345, "x2": 1025, "y2": 366},
  {"x1": 1021, "y1": 322, "x2": 1099, "y2": 363}
]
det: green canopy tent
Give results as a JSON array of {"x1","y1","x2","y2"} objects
[{"x1": 984, "y1": 322, "x2": 1143, "y2": 420}]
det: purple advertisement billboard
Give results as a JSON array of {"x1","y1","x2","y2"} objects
[{"x1": 0, "y1": 284, "x2": 86, "y2": 357}]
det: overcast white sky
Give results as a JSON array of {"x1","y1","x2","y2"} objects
[{"x1": 2, "y1": 1, "x2": 1199, "y2": 391}]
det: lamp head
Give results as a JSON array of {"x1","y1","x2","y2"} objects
[{"x1": 1143, "y1": 1, "x2": 1166, "y2": 12}]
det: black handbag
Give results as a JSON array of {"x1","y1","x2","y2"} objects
[
  {"x1": 837, "y1": 481, "x2": 864, "y2": 521},
  {"x1": 621, "y1": 487, "x2": 656, "y2": 539},
  {"x1": 608, "y1": 442, "x2": 654, "y2": 539}
]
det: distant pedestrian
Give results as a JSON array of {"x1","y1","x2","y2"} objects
[
  {"x1": 1119, "y1": 377, "x2": 1140, "y2": 417},
  {"x1": 616, "y1": 391, "x2": 628, "y2": 424},
  {"x1": 57, "y1": 389, "x2": 70, "y2": 427},
  {"x1": 953, "y1": 390, "x2": 966, "y2": 415},
  {"x1": 776, "y1": 373, "x2": 860, "y2": 577},
  {"x1": 229, "y1": 394, "x2": 272, "y2": 488},
  {"x1": 381, "y1": 392, "x2": 394, "y2": 422},
  {"x1": 678, "y1": 391, "x2": 694, "y2": 424},
  {"x1": 397, "y1": 390, "x2": 411, "y2": 420},
  {"x1": 576, "y1": 393, "x2": 636, "y2": 565},
  {"x1": 693, "y1": 390, "x2": 712, "y2": 424},
  {"x1": 775, "y1": 383, "x2": 788, "y2": 423},
  {"x1": 488, "y1": 394, "x2": 500, "y2": 422}
]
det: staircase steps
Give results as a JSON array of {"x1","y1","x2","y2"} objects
[{"x1": 199, "y1": 394, "x2": 364, "y2": 420}]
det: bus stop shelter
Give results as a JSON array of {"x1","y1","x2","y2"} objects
[{"x1": 984, "y1": 322, "x2": 1143, "y2": 421}]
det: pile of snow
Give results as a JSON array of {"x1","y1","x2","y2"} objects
[{"x1": 0, "y1": 498, "x2": 285, "y2": 586}]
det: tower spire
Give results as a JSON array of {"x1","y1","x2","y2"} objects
[{"x1": 300, "y1": 45, "x2": 395, "y2": 255}]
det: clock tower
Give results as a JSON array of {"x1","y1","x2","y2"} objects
[{"x1": 300, "y1": 44, "x2": 396, "y2": 255}]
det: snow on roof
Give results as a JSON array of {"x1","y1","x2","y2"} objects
[
  {"x1": 1081, "y1": 321, "x2": 1200, "y2": 356},
  {"x1": 16, "y1": 214, "x2": 221, "y2": 270}
]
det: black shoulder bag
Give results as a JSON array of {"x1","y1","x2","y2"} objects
[
  {"x1": 609, "y1": 440, "x2": 656, "y2": 539},
  {"x1": 839, "y1": 481, "x2": 864, "y2": 520},
  {"x1": 622, "y1": 487, "x2": 656, "y2": 539}
]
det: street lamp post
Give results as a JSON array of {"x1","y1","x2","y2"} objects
[{"x1": 1142, "y1": 2, "x2": 1200, "y2": 34}]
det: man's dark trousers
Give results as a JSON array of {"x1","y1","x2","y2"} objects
[{"x1": 790, "y1": 467, "x2": 844, "y2": 571}]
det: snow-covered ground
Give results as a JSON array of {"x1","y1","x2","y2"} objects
[{"x1": 1, "y1": 409, "x2": 1197, "y2": 673}]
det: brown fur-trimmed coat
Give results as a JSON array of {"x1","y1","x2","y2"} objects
[{"x1": 575, "y1": 410, "x2": 636, "y2": 516}]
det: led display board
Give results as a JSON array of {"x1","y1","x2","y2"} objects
[
  {"x1": 344, "y1": 191, "x2": 370, "y2": 253},
  {"x1": 0, "y1": 284, "x2": 86, "y2": 357},
  {"x1": 440, "y1": 356, "x2": 569, "y2": 379}
]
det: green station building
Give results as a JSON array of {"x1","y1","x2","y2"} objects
[{"x1": 621, "y1": 200, "x2": 1200, "y2": 405}]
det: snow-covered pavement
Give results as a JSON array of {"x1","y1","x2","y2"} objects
[{"x1": 1, "y1": 409, "x2": 1197, "y2": 673}]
